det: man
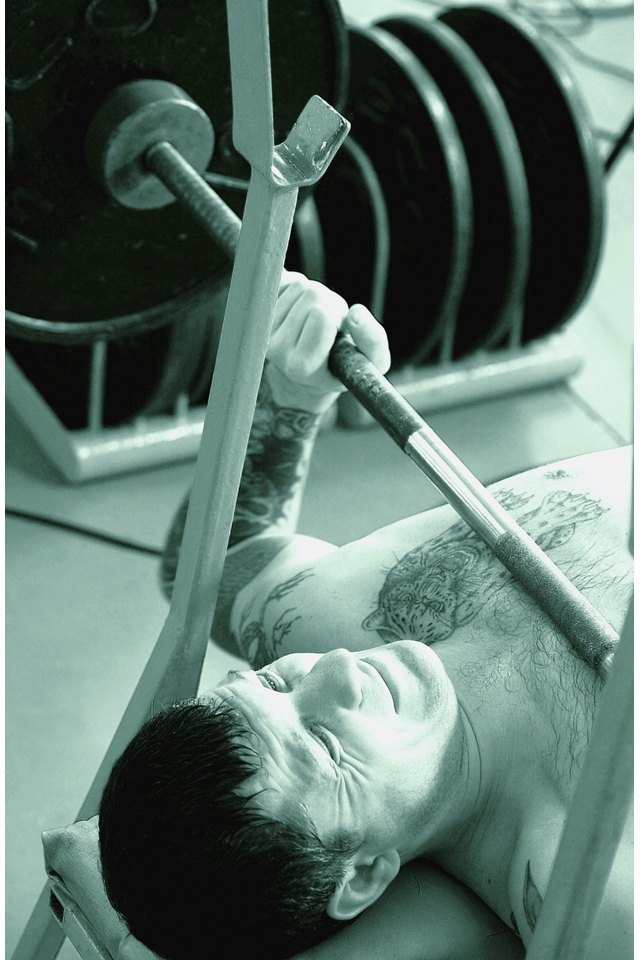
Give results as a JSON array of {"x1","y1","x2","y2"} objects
[{"x1": 99, "y1": 274, "x2": 633, "y2": 960}]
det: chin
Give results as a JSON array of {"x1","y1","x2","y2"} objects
[
  {"x1": 389, "y1": 639, "x2": 449, "y2": 676},
  {"x1": 374, "y1": 641, "x2": 455, "y2": 722}
]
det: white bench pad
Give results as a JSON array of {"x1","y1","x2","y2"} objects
[{"x1": 43, "y1": 817, "x2": 160, "y2": 960}]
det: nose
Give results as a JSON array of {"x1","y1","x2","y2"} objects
[{"x1": 296, "y1": 648, "x2": 361, "y2": 712}]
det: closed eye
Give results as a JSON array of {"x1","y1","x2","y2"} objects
[{"x1": 309, "y1": 725, "x2": 341, "y2": 766}]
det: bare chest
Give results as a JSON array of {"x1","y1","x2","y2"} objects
[{"x1": 450, "y1": 617, "x2": 602, "y2": 799}]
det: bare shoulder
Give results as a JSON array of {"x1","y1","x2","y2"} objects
[
  {"x1": 225, "y1": 527, "x2": 357, "y2": 665},
  {"x1": 227, "y1": 446, "x2": 633, "y2": 663},
  {"x1": 298, "y1": 446, "x2": 629, "y2": 574},
  {"x1": 296, "y1": 860, "x2": 525, "y2": 960},
  {"x1": 503, "y1": 445, "x2": 632, "y2": 529}
]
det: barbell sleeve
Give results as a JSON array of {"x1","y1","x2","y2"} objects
[{"x1": 146, "y1": 141, "x2": 241, "y2": 260}]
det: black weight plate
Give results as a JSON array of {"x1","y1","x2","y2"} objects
[
  {"x1": 7, "y1": 278, "x2": 226, "y2": 428},
  {"x1": 286, "y1": 195, "x2": 327, "y2": 283},
  {"x1": 7, "y1": 325, "x2": 170, "y2": 430},
  {"x1": 438, "y1": 5, "x2": 604, "y2": 341},
  {"x1": 6, "y1": 0, "x2": 348, "y2": 324},
  {"x1": 377, "y1": 14, "x2": 532, "y2": 356},
  {"x1": 138, "y1": 282, "x2": 222, "y2": 419},
  {"x1": 6, "y1": 0, "x2": 348, "y2": 426},
  {"x1": 345, "y1": 26, "x2": 474, "y2": 367},
  {"x1": 313, "y1": 136, "x2": 391, "y2": 321}
]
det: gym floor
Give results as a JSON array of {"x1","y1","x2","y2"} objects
[{"x1": 5, "y1": 3, "x2": 633, "y2": 957}]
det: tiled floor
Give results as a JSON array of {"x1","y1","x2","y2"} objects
[{"x1": 6, "y1": 3, "x2": 633, "y2": 957}]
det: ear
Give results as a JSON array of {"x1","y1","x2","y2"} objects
[
  {"x1": 362, "y1": 610, "x2": 403, "y2": 643},
  {"x1": 326, "y1": 849, "x2": 401, "y2": 921}
]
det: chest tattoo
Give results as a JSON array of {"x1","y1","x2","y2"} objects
[{"x1": 362, "y1": 488, "x2": 606, "y2": 645}]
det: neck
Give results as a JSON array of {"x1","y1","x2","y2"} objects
[
  {"x1": 398, "y1": 689, "x2": 493, "y2": 864},
  {"x1": 437, "y1": 643, "x2": 528, "y2": 857},
  {"x1": 413, "y1": 643, "x2": 519, "y2": 864},
  {"x1": 434, "y1": 698, "x2": 490, "y2": 852}
]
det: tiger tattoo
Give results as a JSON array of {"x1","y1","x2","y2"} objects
[{"x1": 362, "y1": 488, "x2": 607, "y2": 645}]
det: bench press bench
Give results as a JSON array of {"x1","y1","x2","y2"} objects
[{"x1": 44, "y1": 819, "x2": 158, "y2": 960}]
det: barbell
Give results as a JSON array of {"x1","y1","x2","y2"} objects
[{"x1": 82, "y1": 76, "x2": 617, "y2": 678}]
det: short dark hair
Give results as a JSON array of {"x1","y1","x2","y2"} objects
[{"x1": 99, "y1": 698, "x2": 359, "y2": 959}]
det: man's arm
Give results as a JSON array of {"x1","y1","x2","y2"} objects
[
  {"x1": 159, "y1": 369, "x2": 330, "y2": 603},
  {"x1": 160, "y1": 273, "x2": 390, "y2": 658}
]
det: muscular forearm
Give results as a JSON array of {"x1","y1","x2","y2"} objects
[
  {"x1": 160, "y1": 361, "x2": 332, "y2": 600},
  {"x1": 228, "y1": 362, "x2": 333, "y2": 545}
]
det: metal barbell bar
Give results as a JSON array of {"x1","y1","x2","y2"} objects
[{"x1": 85, "y1": 78, "x2": 619, "y2": 677}]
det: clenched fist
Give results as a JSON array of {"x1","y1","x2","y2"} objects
[{"x1": 266, "y1": 271, "x2": 391, "y2": 407}]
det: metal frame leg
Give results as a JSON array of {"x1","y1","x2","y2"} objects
[{"x1": 526, "y1": 595, "x2": 634, "y2": 958}]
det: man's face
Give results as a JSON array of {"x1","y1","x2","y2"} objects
[{"x1": 207, "y1": 641, "x2": 463, "y2": 858}]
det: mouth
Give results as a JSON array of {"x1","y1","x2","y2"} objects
[{"x1": 360, "y1": 658, "x2": 398, "y2": 713}]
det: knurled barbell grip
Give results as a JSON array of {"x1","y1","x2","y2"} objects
[
  {"x1": 328, "y1": 331, "x2": 425, "y2": 447},
  {"x1": 143, "y1": 138, "x2": 618, "y2": 676},
  {"x1": 494, "y1": 533, "x2": 616, "y2": 674}
]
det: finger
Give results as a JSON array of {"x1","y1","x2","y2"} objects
[
  {"x1": 278, "y1": 269, "x2": 305, "y2": 293},
  {"x1": 296, "y1": 286, "x2": 349, "y2": 366},
  {"x1": 294, "y1": 307, "x2": 344, "y2": 386},
  {"x1": 278, "y1": 267, "x2": 295, "y2": 289},
  {"x1": 277, "y1": 272, "x2": 309, "y2": 311},
  {"x1": 342, "y1": 304, "x2": 391, "y2": 374},
  {"x1": 273, "y1": 276, "x2": 340, "y2": 337},
  {"x1": 294, "y1": 286, "x2": 346, "y2": 339},
  {"x1": 272, "y1": 273, "x2": 309, "y2": 333}
]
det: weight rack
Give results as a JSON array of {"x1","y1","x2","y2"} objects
[
  {"x1": 6, "y1": 1, "x2": 598, "y2": 483},
  {"x1": 6, "y1": 307, "x2": 583, "y2": 483}
]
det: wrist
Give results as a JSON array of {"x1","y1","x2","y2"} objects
[{"x1": 264, "y1": 362, "x2": 342, "y2": 413}]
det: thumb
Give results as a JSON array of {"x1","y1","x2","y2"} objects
[{"x1": 342, "y1": 304, "x2": 391, "y2": 376}]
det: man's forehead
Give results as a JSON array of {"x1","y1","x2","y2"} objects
[{"x1": 203, "y1": 671, "x2": 261, "y2": 742}]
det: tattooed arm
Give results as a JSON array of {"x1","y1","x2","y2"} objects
[
  {"x1": 159, "y1": 371, "x2": 329, "y2": 597},
  {"x1": 160, "y1": 273, "x2": 390, "y2": 660}
]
